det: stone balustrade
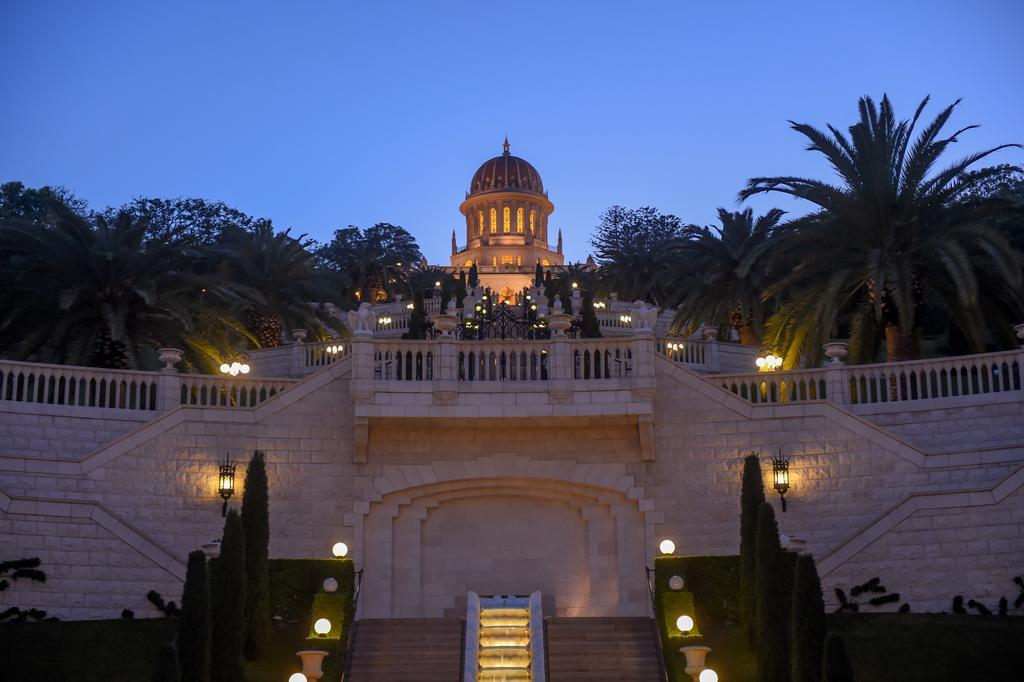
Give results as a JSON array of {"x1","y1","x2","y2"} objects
[
  {"x1": 0, "y1": 359, "x2": 161, "y2": 412},
  {"x1": 710, "y1": 348, "x2": 1023, "y2": 407}
]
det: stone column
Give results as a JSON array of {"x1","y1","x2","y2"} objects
[
  {"x1": 432, "y1": 304, "x2": 458, "y2": 403},
  {"x1": 291, "y1": 328, "x2": 308, "y2": 376},
  {"x1": 156, "y1": 348, "x2": 183, "y2": 413}
]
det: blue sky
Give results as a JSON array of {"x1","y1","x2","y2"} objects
[{"x1": 2, "y1": 1, "x2": 1022, "y2": 263}]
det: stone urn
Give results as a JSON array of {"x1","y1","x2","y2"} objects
[
  {"x1": 292, "y1": 328, "x2": 308, "y2": 344},
  {"x1": 823, "y1": 340, "x2": 849, "y2": 365},
  {"x1": 680, "y1": 645, "x2": 712, "y2": 679},
  {"x1": 547, "y1": 301, "x2": 573, "y2": 337},
  {"x1": 1015, "y1": 322, "x2": 1024, "y2": 347},
  {"x1": 296, "y1": 650, "x2": 329, "y2": 681},
  {"x1": 157, "y1": 348, "x2": 184, "y2": 372},
  {"x1": 432, "y1": 302, "x2": 459, "y2": 337},
  {"x1": 700, "y1": 325, "x2": 719, "y2": 341}
]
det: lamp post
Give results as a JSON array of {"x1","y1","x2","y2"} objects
[{"x1": 217, "y1": 459, "x2": 235, "y2": 517}]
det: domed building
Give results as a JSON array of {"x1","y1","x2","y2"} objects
[{"x1": 450, "y1": 138, "x2": 564, "y2": 301}]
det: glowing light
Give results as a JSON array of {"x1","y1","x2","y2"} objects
[
  {"x1": 219, "y1": 363, "x2": 230, "y2": 373},
  {"x1": 314, "y1": 618, "x2": 331, "y2": 635},
  {"x1": 699, "y1": 670, "x2": 718, "y2": 682},
  {"x1": 434, "y1": 281, "x2": 441, "y2": 287},
  {"x1": 289, "y1": 674, "x2": 308, "y2": 682},
  {"x1": 676, "y1": 615, "x2": 694, "y2": 633},
  {"x1": 620, "y1": 314, "x2": 632, "y2": 324},
  {"x1": 322, "y1": 577, "x2": 338, "y2": 593},
  {"x1": 756, "y1": 353, "x2": 782, "y2": 372},
  {"x1": 659, "y1": 539, "x2": 676, "y2": 555},
  {"x1": 378, "y1": 316, "x2": 392, "y2": 326},
  {"x1": 406, "y1": 303, "x2": 414, "y2": 310},
  {"x1": 219, "y1": 361, "x2": 250, "y2": 377},
  {"x1": 571, "y1": 282, "x2": 578, "y2": 289},
  {"x1": 669, "y1": 575, "x2": 685, "y2": 591},
  {"x1": 332, "y1": 542, "x2": 349, "y2": 558}
]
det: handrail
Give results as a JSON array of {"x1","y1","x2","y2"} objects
[
  {"x1": 339, "y1": 568, "x2": 364, "y2": 682},
  {"x1": 645, "y1": 566, "x2": 671, "y2": 682},
  {"x1": 459, "y1": 617, "x2": 467, "y2": 682}
]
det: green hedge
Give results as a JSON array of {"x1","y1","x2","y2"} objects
[
  {"x1": 268, "y1": 557, "x2": 354, "y2": 623},
  {"x1": 655, "y1": 555, "x2": 741, "y2": 626}
]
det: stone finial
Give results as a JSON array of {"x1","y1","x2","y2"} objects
[
  {"x1": 701, "y1": 325, "x2": 719, "y2": 341},
  {"x1": 823, "y1": 340, "x2": 849, "y2": 365},
  {"x1": 291, "y1": 328, "x2": 308, "y2": 344}
]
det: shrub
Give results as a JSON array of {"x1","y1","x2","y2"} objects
[
  {"x1": 177, "y1": 550, "x2": 211, "y2": 682},
  {"x1": 740, "y1": 453, "x2": 765, "y2": 644},
  {"x1": 269, "y1": 558, "x2": 354, "y2": 623},
  {"x1": 653, "y1": 555, "x2": 740, "y2": 625},
  {"x1": 822, "y1": 633, "x2": 854, "y2": 682},
  {"x1": 211, "y1": 510, "x2": 246, "y2": 682},
  {"x1": 580, "y1": 290, "x2": 601, "y2": 338},
  {"x1": 755, "y1": 502, "x2": 789, "y2": 682},
  {"x1": 152, "y1": 642, "x2": 181, "y2": 682},
  {"x1": 790, "y1": 554, "x2": 826, "y2": 682},
  {"x1": 306, "y1": 590, "x2": 355, "y2": 680},
  {"x1": 241, "y1": 451, "x2": 271, "y2": 661}
]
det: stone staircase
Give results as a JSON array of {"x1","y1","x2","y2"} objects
[
  {"x1": 545, "y1": 617, "x2": 664, "y2": 681},
  {"x1": 344, "y1": 618, "x2": 464, "y2": 681},
  {"x1": 478, "y1": 601, "x2": 532, "y2": 681}
]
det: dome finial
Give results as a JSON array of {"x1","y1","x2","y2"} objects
[{"x1": 503, "y1": 135, "x2": 510, "y2": 154}]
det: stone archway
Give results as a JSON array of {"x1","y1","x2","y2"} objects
[{"x1": 355, "y1": 471, "x2": 653, "y2": 618}]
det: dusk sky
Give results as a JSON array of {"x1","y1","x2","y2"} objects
[{"x1": 2, "y1": 1, "x2": 1022, "y2": 264}]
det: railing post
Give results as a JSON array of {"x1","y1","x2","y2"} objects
[
  {"x1": 432, "y1": 304, "x2": 459, "y2": 402},
  {"x1": 349, "y1": 331, "x2": 375, "y2": 403},
  {"x1": 825, "y1": 365, "x2": 849, "y2": 405},
  {"x1": 291, "y1": 328, "x2": 308, "y2": 375}
]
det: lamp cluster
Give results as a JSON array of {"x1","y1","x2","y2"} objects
[
  {"x1": 755, "y1": 353, "x2": 783, "y2": 372},
  {"x1": 619, "y1": 314, "x2": 632, "y2": 325},
  {"x1": 325, "y1": 344, "x2": 344, "y2": 355},
  {"x1": 219, "y1": 361, "x2": 251, "y2": 376},
  {"x1": 377, "y1": 316, "x2": 392, "y2": 326}
]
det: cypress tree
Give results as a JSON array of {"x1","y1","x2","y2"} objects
[
  {"x1": 177, "y1": 551, "x2": 211, "y2": 682},
  {"x1": 790, "y1": 554, "x2": 826, "y2": 682},
  {"x1": 534, "y1": 262, "x2": 544, "y2": 286},
  {"x1": 822, "y1": 633, "x2": 854, "y2": 682},
  {"x1": 212, "y1": 510, "x2": 247, "y2": 682},
  {"x1": 580, "y1": 291, "x2": 601, "y2": 338},
  {"x1": 241, "y1": 451, "x2": 270, "y2": 661},
  {"x1": 740, "y1": 453, "x2": 766, "y2": 644},
  {"x1": 468, "y1": 263, "x2": 479, "y2": 288},
  {"x1": 755, "y1": 502, "x2": 789, "y2": 682},
  {"x1": 404, "y1": 290, "x2": 427, "y2": 339},
  {"x1": 152, "y1": 642, "x2": 180, "y2": 682}
]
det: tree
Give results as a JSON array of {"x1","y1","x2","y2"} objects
[
  {"x1": 534, "y1": 262, "x2": 544, "y2": 286},
  {"x1": 177, "y1": 550, "x2": 211, "y2": 682},
  {"x1": 316, "y1": 223, "x2": 421, "y2": 303},
  {"x1": 741, "y1": 95, "x2": 1023, "y2": 364},
  {"x1": 580, "y1": 290, "x2": 601, "y2": 338},
  {"x1": 0, "y1": 181, "x2": 88, "y2": 225},
  {"x1": 468, "y1": 262, "x2": 479, "y2": 289},
  {"x1": 241, "y1": 452, "x2": 270, "y2": 661},
  {"x1": 403, "y1": 290, "x2": 428, "y2": 339},
  {"x1": 755, "y1": 502, "x2": 789, "y2": 682},
  {"x1": 0, "y1": 206, "x2": 199, "y2": 368},
  {"x1": 215, "y1": 224, "x2": 330, "y2": 348},
  {"x1": 668, "y1": 208, "x2": 785, "y2": 345},
  {"x1": 110, "y1": 197, "x2": 267, "y2": 247},
  {"x1": 212, "y1": 510, "x2": 246, "y2": 682},
  {"x1": 590, "y1": 205, "x2": 686, "y2": 303},
  {"x1": 790, "y1": 554, "x2": 826, "y2": 682},
  {"x1": 822, "y1": 633, "x2": 854, "y2": 682},
  {"x1": 151, "y1": 642, "x2": 181, "y2": 682},
  {"x1": 739, "y1": 453, "x2": 766, "y2": 644}
]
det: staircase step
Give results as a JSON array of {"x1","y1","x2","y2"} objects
[
  {"x1": 545, "y1": 617, "x2": 664, "y2": 682},
  {"x1": 346, "y1": 618, "x2": 463, "y2": 682}
]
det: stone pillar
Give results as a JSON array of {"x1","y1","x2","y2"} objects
[
  {"x1": 432, "y1": 304, "x2": 458, "y2": 403},
  {"x1": 291, "y1": 329, "x2": 308, "y2": 376},
  {"x1": 156, "y1": 348, "x2": 183, "y2": 413}
]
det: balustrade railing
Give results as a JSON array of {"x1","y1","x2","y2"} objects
[
  {"x1": 655, "y1": 339, "x2": 709, "y2": 367},
  {"x1": 305, "y1": 340, "x2": 351, "y2": 369},
  {"x1": 0, "y1": 360, "x2": 159, "y2": 411},
  {"x1": 457, "y1": 341, "x2": 549, "y2": 382},
  {"x1": 373, "y1": 342, "x2": 434, "y2": 381},
  {"x1": 718, "y1": 369, "x2": 829, "y2": 404},
  {"x1": 572, "y1": 340, "x2": 633, "y2": 379},
  {"x1": 844, "y1": 351, "x2": 1021, "y2": 405},
  {"x1": 178, "y1": 375, "x2": 298, "y2": 407}
]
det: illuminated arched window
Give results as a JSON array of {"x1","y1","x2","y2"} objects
[
  {"x1": 492, "y1": 256, "x2": 497, "y2": 267},
  {"x1": 465, "y1": 259, "x2": 474, "y2": 267},
  {"x1": 478, "y1": 211, "x2": 484, "y2": 236},
  {"x1": 503, "y1": 206, "x2": 511, "y2": 233},
  {"x1": 529, "y1": 210, "x2": 536, "y2": 234},
  {"x1": 501, "y1": 254, "x2": 514, "y2": 265},
  {"x1": 541, "y1": 258, "x2": 550, "y2": 266},
  {"x1": 516, "y1": 255, "x2": 522, "y2": 267},
  {"x1": 489, "y1": 207, "x2": 497, "y2": 234},
  {"x1": 516, "y1": 207, "x2": 524, "y2": 233}
]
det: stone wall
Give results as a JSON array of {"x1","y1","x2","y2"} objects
[{"x1": 1, "y1": 349, "x2": 1022, "y2": 620}]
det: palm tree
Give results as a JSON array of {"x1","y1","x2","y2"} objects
[
  {"x1": 740, "y1": 95, "x2": 1022, "y2": 363},
  {"x1": 214, "y1": 225, "x2": 333, "y2": 348},
  {"x1": 0, "y1": 207, "x2": 197, "y2": 368},
  {"x1": 667, "y1": 208, "x2": 785, "y2": 345}
]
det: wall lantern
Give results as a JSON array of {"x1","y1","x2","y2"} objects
[
  {"x1": 218, "y1": 459, "x2": 236, "y2": 517},
  {"x1": 772, "y1": 452, "x2": 791, "y2": 512},
  {"x1": 659, "y1": 539, "x2": 676, "y2": 555},
  {"x1": 313, "y1": 618, "x2": 332, "y2": 636}
]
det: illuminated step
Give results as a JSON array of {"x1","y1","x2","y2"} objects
[
  {"x1": 480, "y1": 608, "x2": 529, "y2": 627},
  {"x1": 479, "y1": 646, "x2": 531, "y2": 668},
  {"x1": 478, "y1": 669, "x2": 531, "y2": 682},
  {"x1": 479, "y1": 625, "x2": 530, "y2": 647}
]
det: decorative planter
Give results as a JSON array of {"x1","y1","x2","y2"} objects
[
  {"x1": 432, "y1": 314, "x2": 458, "y2": 337},
  {"x1": 701, "y1": 325, "x2": 719, "y2": 341},
  {"x1": 548, "y1": 313, "x2": 573, "y2": 336},
  {"x1": 292, "y1": 328, "x2": 308, "y2": 344},
  {"x1": 680, "y1": 645, "x2": 712, "y2": 679},
  {"x1": 823, "y1": 340, "x2": 849, "y2": 365},
  {"x1": 157, "y1": 348, "x2": 184, "y2": 372},
  {"x1": 296, "y1": 650, "x2": 329, "y2": 681}
]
